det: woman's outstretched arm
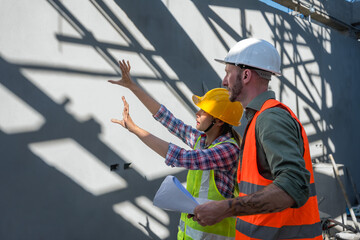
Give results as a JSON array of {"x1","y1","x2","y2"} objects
[
  {"x1": 111, "y1": 96, "x2": 168, "y2": 158},
  {"x1": 108, "y1": 60, "x2": 160, "y2": 115}
]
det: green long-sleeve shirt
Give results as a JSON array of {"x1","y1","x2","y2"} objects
[{"x1": 242, "y1": 91, "x2": 310, "y2": 207}]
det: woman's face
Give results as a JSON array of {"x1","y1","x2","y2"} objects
[{"x1": 195, "y1": 109, "x2": 213, "y2": 131}]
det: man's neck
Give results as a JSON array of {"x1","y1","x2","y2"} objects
[{"x1": 240, "y1": 88, "x2": 268, "y2": 108}]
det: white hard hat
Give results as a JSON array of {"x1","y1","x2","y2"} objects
[{"x1": 215, "y1": 38, "x2": 281, "y2": 76}]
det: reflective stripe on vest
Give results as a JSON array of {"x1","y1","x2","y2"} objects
[
  {"x1": 236, "y1": 99, "x2": 322, "y2": 240},
  {"x1": 179, "y1": 219, "x2": 236, "y2": 240},
  {"x1": 178, "y1": 136, "x2": 237, "y2": 240},
  {"x1": 238, "y1": 181, "x2": 317, "y2": 197},
  {"x1": 198, "y1": 170, "x2": 211, "y2": 202},
  {"x1": 236, "y1": 218, "x2": 322, "y2": 239}
]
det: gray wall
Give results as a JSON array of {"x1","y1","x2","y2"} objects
[{"x1": 1, "y1": 0, "x2": 360, "y2": 239}]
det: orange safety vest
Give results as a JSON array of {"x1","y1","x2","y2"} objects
[{"x1": 236, "y1": 99, "x2": 322, "y2": 240}]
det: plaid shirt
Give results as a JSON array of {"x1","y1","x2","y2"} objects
[{"x1": 153, "y1": 105, "x2": 240, "y2": 198}]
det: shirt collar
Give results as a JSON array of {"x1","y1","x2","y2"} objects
[{"x1": 245, "y1": 91, "x2": 275, "y2": 120}]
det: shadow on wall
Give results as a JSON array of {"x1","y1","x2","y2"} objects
[
  {"x1": 0, "y1": 55, "x2": 186, "y2": 239},
  {"x1": 1, "y1": 0, "x2": 359, "y2": 239}
]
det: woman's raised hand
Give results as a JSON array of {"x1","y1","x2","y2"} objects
[
  {"x1": 111, "y1": 96, "x2": 137, "y2": 133},
  {"x1": 108, "y1": 59, "x2": 161, "y2": 116},
  {"x1": 108, "y1": 60, "x2": 134, "y2": 88}
]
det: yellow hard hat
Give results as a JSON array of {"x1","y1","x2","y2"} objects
[{"x1": 192, "y1": 88, "x2": 243, "y2": 126}]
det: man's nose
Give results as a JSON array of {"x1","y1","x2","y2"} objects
[{"x1": 222, "y1": 77, "x2": 228, "y2": 87}]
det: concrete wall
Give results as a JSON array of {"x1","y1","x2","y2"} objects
[
  {"x1": 1, "y1": 0, "x2": 360, "y2": 239},
  {"x1": 353, "y1": 2, "x2": 360, "y2": 25}
]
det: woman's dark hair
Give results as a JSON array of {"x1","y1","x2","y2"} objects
[{"x1": 221, "y1": 122, "x2": 241, "y2": 147}]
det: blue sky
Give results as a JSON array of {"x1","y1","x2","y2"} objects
[{"x1": 258, "y1": 0, "x2": 291, "y2": 13}]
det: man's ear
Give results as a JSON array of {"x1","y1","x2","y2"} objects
[{"x1": 242, "y1": 69, "x2": 252, "y2": 84}]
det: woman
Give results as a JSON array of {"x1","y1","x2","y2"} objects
[{"x1": 109, "y1": 60, "x2": 243, "y2": 240}]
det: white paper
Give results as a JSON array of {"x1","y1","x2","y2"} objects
[{"x1": 153, "y1": 175, "x2": 199, "y2": 214}]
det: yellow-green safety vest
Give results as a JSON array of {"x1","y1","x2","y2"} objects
[{"x1": 177, "y1": 136, "x2": 238, "y2": 240}]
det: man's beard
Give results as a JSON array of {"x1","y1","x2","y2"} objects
[{"x1": 229, "y1": 75, "x2": 243, "y2": 102}]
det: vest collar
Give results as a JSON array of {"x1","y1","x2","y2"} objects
[
  {"x1": 199, "y1": 132, "x2": 233, "y2": 149},
  {"x1": 245, "y1": 91, "x2": 275, "y2": 120}
]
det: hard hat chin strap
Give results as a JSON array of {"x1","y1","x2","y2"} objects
[{"x1": 204, "y1": 119, "x2": 216, "y2": 133}]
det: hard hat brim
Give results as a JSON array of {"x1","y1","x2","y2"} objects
[
  {"x1": 192, "y1": 95, "x2": 201, "y2": 105},
  {"x1": 214, "y1": 58, "x2": 227, "y2": 64},
  {"x1": 215, "y1": 58, "x2": 281, "y2": 76}
]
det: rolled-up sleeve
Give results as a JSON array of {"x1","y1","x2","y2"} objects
[
  {"x1": 256, "y1": 108, "x2": 310, "y2": 207},
  {"x1": 164, "y1": 141, "x2": 239, "y2": 171},
  {"x1": 153, "y1": 105, "x2": 200, "y2": 148}
]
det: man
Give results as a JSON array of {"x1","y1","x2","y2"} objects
[{"x1": 192, "y1": 38, "x2": 322, "y2": 239}]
